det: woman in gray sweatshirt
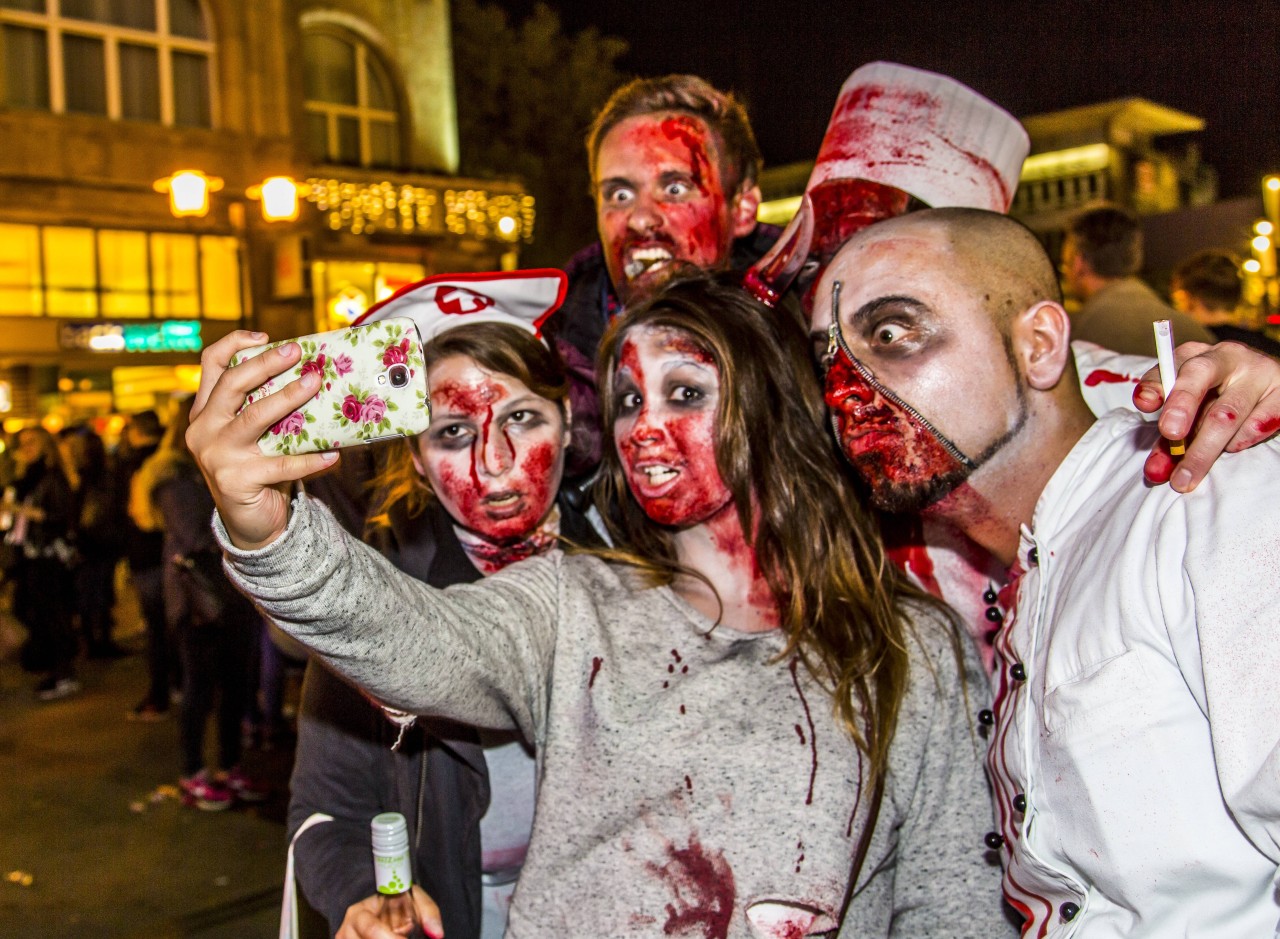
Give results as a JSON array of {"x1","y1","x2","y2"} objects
[{"x1": 190, "y1": 272, "x2": 1008, "y2": 938}]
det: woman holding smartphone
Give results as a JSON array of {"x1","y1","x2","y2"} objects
[
  {"x1": 191, "y1": 272, "x2": 1005, "y2": 938},
  {"x1": 287, "y1": 281, "x2": 601, "y2": 939}
]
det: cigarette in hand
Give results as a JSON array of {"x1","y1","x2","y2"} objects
[{"x1": 1153, "y1": 320, "x2": 1186, "y2": 456}]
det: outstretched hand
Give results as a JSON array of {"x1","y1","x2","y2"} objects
[
  {"x1": 1133, "y1": 340, "x2": 1280, "y2": 492},
  {"x1": 335, "y1": 886, "x2": 444, "y2": 939},
  {"x1": 186, "y1": 330, "x2": 339, "y2": 550}
]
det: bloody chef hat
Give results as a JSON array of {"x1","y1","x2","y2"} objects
[
  {"x1": 744, "y1": 62, "x2": 1030, "y2": 306},
  {"x1": 806, "y1": 61, "x2": 1029, "y2": 214},
  {"x1": 353, "y1": 269, "x2": 567, "y2": 345}
]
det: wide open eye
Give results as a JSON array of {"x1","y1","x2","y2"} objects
[
  {"x1": 668, "y1": 384, "x2": 705, "y2": 406},
  {"x1": 872, "y1": 321, "x2": 909, "y2": 345}
]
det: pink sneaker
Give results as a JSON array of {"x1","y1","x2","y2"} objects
[
  {"x1": 180, "y1": 771, "x2": 233, "y2": 811},
  {"x1": 221, "y1": 766, "x2": 269, "y2": 803}
]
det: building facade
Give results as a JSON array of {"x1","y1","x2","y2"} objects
[{"x1": 0, "y1": 0, "x2": 532, "y2": 424}]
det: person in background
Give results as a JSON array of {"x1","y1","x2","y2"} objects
[
  {"x1": 59, "y1": 425, "x2": 128, "y2": 660},
  {"x1": 119, "y1": 409, "x2": 177, "y2": 721},
  {"x1": 3, "y1": 426, "x2": 80, "y2": 699},
  {"x1": 290, "y1": 274, "x2": 599, "y2": 939},
  {"x1": 1060, "y1": 202, "x2": 1214, "y2": 355},
  {"x1": 1171, "y1": 249, "x2": 1280, "y2": 357},
  {"x1": 132, "y1": 399, "x2": 266, "y2": 810}
]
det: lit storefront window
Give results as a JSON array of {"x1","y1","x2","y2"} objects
[
  {"x1": 311, "y1": 259, "x2": 424, "y2": 331},
  {"x1": 44, "y1": 226, "x2": 97, "y2": 317},
  {"x1": 0, "y1": 222, "x2": 242, "y2": 320},
  {"x1": 0, "y1": 223, "x2": 43, "y2": 314},
  {"x1": 100, "y1": 230, "x2": 150, "y2": 317}
]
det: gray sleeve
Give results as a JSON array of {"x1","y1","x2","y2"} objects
[
  {"x1": 840, "y1": 607, "x2": 1013, "y2": 938},
  {"x1": 218, "y1": 494, "x2": 559, "y2": 742}
]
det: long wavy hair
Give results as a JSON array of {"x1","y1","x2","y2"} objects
[
  {"x1": 367, "y1": 322, "x2": 571, "y2": 530},
  {"x1": 596, "y1": 271, "x2": 931, "y2": 781}
]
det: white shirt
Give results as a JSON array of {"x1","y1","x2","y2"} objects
[{"x1": 985, "y1": 410, "x2": 1280, "y2": 937}]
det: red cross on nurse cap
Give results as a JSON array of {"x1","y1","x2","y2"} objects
[{"x1": 352, "y1": 269, "x2": 567, "y2": 344}]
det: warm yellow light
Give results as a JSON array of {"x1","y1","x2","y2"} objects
[
  {"x1": 3, "y1": 418, "x2": 26, "y2": 434},
  {"x1": 41, "y1": 413, "x2": 64, "y2": 434},
  {"x1": 496, "y1": 215, "x2": 518, "y2": 238},
  {"x1": 1252, "y1": 234, "x2": 1272, "y2": 253},
  {"x1": 174, "y1": 365, "x2": 202, "y2": 392},
  {"x1": 1019, "y1": 143, "x2": 1112, "y2": 183},
  {"x1": 1256, "y1": 220, "x2": 1275, "y2": 236},
  {"x1": 106, "y1": 414, "x2": 127, "y2": 436},
  {"x1": 1243, "y1": 259, "x2": 1262, "y2": 273},
  {"x1": 256, "y1": 176, "x2": 300, "y2": 222},
  {"x1": 154, "y1": 170, "x2": 224, "y2": 218},
  {"x1": 1267, "y1": 176, "x2": 1280, "y2": 192},
  {"x1": 57, "y1": 377, "x2": 74, "y2": 392},
  {"x1": 757, "y1": 195, "x2": 802, "y2": 227}
]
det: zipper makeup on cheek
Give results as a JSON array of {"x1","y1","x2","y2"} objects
[{"x1": 825, "y1": 283, "x2": 976, "y2": 470}]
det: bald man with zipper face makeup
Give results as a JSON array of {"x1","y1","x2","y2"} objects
[
  {"x1": 809, "y1": 207, "x2": 1280, "y2": 939},
  {"x1": 813, "y1": 212, "x2": 1067, "y2": 566}
]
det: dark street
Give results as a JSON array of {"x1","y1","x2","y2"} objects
[{"x1": 0, "y1": 588, "x2": 294, "y2": 939}]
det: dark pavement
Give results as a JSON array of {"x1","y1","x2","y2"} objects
[{"x1": 0, "y1": 577, "x2": 300, "y2": 939}]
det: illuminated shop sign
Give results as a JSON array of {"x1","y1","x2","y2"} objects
[{"x1": 59, "y1": 321, "x2": 203, "y2": 353}]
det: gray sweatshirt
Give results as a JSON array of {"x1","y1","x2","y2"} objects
[{"x1": 221, "y1": 496, "x2": 1009, "y2": 938}]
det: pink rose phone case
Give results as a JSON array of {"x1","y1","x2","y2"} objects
[{"x1": 229, "y1": 316, "x2": 431, "y2": 455}]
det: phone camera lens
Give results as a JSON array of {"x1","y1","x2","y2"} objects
[{"x1": 388, "y1": 363, "x2": 410, "y2": 388}]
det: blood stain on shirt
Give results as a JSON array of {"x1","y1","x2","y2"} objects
[
  {"x1": 589, "y1": 656, "x2": 603, "y2": 690},
  {"x1": 647, "y1": 836, "x2": 736, "y2": 939},
  {"x1": 1083, "y1": 368, "x2": 1138, "y2": 387},
  {"x1": 789, "y1": 658, "x2": 818, "y2": 805}
]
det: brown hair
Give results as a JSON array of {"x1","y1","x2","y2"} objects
[
  {"x1": 587, "y1": 74, "x2": 762, "y2": 194},
  {"x1": 1067, "y1": 202, "x2": 1143, "y2": 278},
  {"x1": 367, "y1": 323, "x2": 571, "y2": 529},
  {"x1": 596, "y1": 271, "x2": 928, "y2": 781},
  {"x1": 1172, "y1": 249, "x2": 1242, "y2": 312}
]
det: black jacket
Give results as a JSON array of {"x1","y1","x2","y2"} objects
[{"x1": 287, "y1": 494, "x2": 600, "y2": 938}]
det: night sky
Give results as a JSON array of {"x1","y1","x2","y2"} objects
[{"x1": 515, "y1": 0, "x2": 1279, "y2": 199}]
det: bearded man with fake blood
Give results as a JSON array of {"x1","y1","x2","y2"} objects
[{"x1": 812, "y1": 207, "x2": 1280, "y2": 939}]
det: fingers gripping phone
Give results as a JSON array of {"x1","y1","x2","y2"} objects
[{"x1": 229, "y1": 317, "x2": 431, "y2": 456}]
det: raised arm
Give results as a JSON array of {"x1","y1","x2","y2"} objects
[{"x1": 217, "y1": 493, "x2": 558, "y2": 742}]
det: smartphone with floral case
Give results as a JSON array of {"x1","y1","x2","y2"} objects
[{"x1": 229, "y1": 316, "x2": 430, "y2": 456}]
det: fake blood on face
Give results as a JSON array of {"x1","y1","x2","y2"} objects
[
  {"x1": 614, "y1": 330, "x2": 732, "y2": 529},
  {"x1": 595, "y1": 114, "x2": 734, "y2": 305},
  {"x1": 422, "y1": 361, "x2": 564, "y2": 547},
  {"x1": 823, "y1": 346, "x2": 965, "y2": 510}
]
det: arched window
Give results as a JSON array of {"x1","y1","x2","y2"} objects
[
  {"x1": 0, "y1": 0, "x2": 214, "y2": 126},
  {"x1": 302, "y1": 27, "x2": 400, "y2": 169}
]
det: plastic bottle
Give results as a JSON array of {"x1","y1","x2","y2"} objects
[{"x1": 371, "y1": 812, "x2": 417, "y2": 936}]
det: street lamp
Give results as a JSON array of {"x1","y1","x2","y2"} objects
[
  {"x1": 153, "y1": 170, "x2": 224, "y2": 217},
  {"x1": 248, "y1": 176, "x2": 301, "y2": 222}
]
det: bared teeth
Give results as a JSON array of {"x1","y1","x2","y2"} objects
[
  {"x1": 642, "y1": 466, "x2": 677, "y2": 485},
  {"x1": 624, "y1": 247, "x2": 673, "y2": 280}
]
